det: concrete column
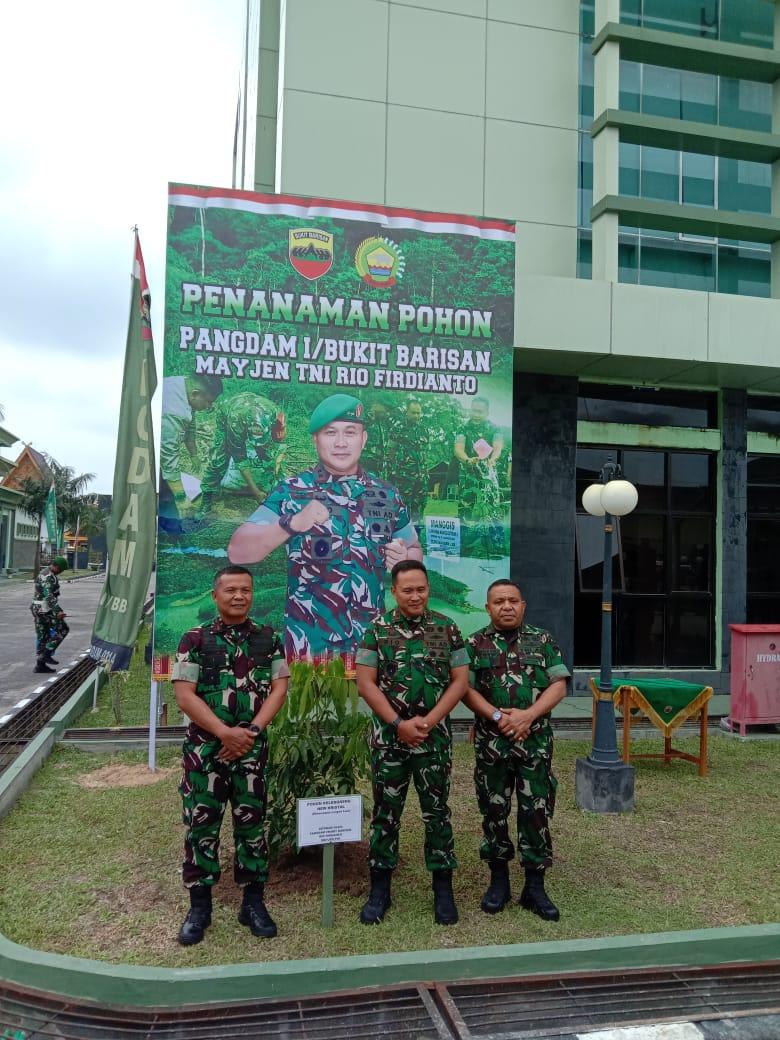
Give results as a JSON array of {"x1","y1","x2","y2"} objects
[
  {"x1": 719, "y1": 389, "x2": 747, "y2": 678},
  {"x1": 592, "y1": 1, "x2": 621, "y2": 282},
  {"x1": 510, "y1": 372, "x2": 578, "y2": 670}
]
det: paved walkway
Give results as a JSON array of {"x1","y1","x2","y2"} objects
[{"x1": 0, "y1": 573, "x2": 105, "y2": 715}]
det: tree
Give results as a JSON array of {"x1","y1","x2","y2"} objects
[{"x1": 19, "y1": 456, "x2": 95, "y2": 572}]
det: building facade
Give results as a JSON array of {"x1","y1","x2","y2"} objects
[{"x1": 239, "y1": 0, "x2": 780, "y2": 691}]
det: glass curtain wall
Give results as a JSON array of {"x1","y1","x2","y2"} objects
[
  {"x1": 620, "y1": 0, "x2": 774, "y2": 49},
  {"x1": 578, "y1": 2, "x2": 772, "y2": 295}
]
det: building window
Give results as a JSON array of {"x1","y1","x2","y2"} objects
[
  {"x1": 575, "y1": 446, "x2": 715, "y2": 668},
  {"x1": 619, "y1": 60, "x2": 771, "y2": 133},
  {"x1": 619, "y1": 144, "x2": 771, "y2": 217},
  {"x1": 578, "y1": 384, "x2": 717, "y2": 428},
  {"x1": 620, "y1": 0, "x2": 773, "y2": 49},
  {"x1": 747, "y1": 396, "x2": 780, "y2": 436},
  {"x1": 747, "y1": 454, "x2": 780, "y2": 623},
  {"x1": 577, "y1": 228, "x2": 770, "y2": 297}
]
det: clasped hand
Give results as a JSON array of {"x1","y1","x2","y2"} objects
[
  {"x1": 397, "y1": 717, "x2": 430, "y2": 748},
  {"x1": 216, "y1": 725, "x2": 255, "y2": 763},
  {"x1": 496, "y1": 707, "x2": 533, "y2": 742}
]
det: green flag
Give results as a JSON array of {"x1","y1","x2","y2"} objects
[
  {"x1": 90, "y1": 232, "x2": 158, "y2": 670},
  {"x1": 42, "y1": 483, "x2": 58, "y2": 545}
]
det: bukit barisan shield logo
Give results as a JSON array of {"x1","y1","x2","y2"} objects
[{"x1": 288, "y1": 228, "x2": 334, "y2": 280}]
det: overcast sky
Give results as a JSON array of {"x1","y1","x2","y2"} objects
[{"x1": 0, "y1": 0, "x2": 246, "y2": 493}]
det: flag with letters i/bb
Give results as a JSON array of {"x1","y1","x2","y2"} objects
[
  {"x1": 42, "y1": 483, "x2": 58, "y2": 545},
  {"x1": 90, "y1": 232, "x2": 158, "y2": 671}
]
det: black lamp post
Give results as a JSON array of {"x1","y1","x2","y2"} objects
[{"x1": 575, "y1": 458, "x2": 637, "y2": 813}]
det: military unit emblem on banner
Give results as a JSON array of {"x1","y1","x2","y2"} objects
[
  {"x1": 288, "y1": 228, "x2": 334, "y2": 280},
  {"x1": 354, "y1": 236, "x2": 406, "y2": 288}
]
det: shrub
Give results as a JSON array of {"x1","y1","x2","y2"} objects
[{"x1": 265, "y1": 658, "x2": 370, "y2": 859}]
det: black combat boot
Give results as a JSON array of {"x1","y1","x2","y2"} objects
[
  {"x1": 34, "y1": 657, "x2": 55, "y2": 674},
  {"x1": 519, "y1": 868, "x2": 560, "y2": 921},
  {"x1": 238, "y1": 883, "x2": 278, "y2": 938},
  {"x1": 359, "y1": 868, "x2": 392, "y2": 924},
  {"x1": 44, "y1": 653, "x2": 59, "y2": 665},
  {"x1": 480, "y1": 860, "x2": 511, "y2": 914},
  {"x1": 432, "y1": 869, "x2": 458, "y2": 925},
  {"x1": 177, "y1": 885, "x2": 213, "y2": 945}
]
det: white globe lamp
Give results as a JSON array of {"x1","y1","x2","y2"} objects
[
  {"x1": 581, "y1": 483, "x2": 606, "y2": 517},
  {"x1": 601, "y1": 479, "x2": 638, "y2": 517}
]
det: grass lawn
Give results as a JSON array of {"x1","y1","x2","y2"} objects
[{"x1": 0, "y1": 734, "x2": 777, "y2": 968}]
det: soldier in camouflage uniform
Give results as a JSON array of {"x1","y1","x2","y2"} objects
[
  {"x1": 388, "y1": 401, "x2": 430, "y2": 524},
  {"x1": 159, "y1": 373, "x2": 223, "y2": 532},
  {"x1": 30, "y1": 556, "x2": 69, "y2": 673},
  {"x1": 361, "y1": 401, "x2": 392, "y2": 480},
  {"x1": 199, "y1": 392, "x2": 286, "y2": 513},
  {"x1": 356, "y1": 561, "x2": 469, "y2": 926},
  {"x1": 172, "y1": 565, "x2": 290, "y2": 946},
  {"x1": 465, "y1": 580, "x2": 570, "y2": 920},
  {"x1": 454, "y1": 397, "x2": 505, "y2": 554},
  {"x1": 228, "y1": 394, "x2": 422, "y2": 662}
]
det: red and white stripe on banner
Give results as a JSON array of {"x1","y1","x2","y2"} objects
[{"x1": 168, "y1": 184, "x2": 516, "y2": 242}]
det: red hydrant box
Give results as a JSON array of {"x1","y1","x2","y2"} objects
[{"x1": 728, "y1": 624, "x2": 780, "y2": 736}]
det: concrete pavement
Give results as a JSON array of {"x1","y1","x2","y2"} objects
[{"x1": 0, "y1": 573, "x2": 105, "y2": 715}]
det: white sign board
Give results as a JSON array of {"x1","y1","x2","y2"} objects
[
  {"x1": 297, "y1": 795, "x2": 363, "y2": 848},
  {"x1": 426, "y1": 515, "x2": 461, "y2": 556}
]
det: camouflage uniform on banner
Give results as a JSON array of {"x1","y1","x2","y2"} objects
[
  {"x1": 247, "y1": 465, "x2": 417, "y2": 660},
  {"x1": 389, "y1": 413, "x2": 430, "y2": 523},
  {"x1": 173, "y1": 618, "x2": 288, "y2": 888},
  {"x1": 31, "y1": 565, "x2": 69, "y2": 667},
  {"x1": 456, "y1": 416, "x2": 503, "y2": 522},
  {"x1": 361, "y1": 409, "x2": 391, "y2": 480},
  {"x1": 467, "y1": 623, "x2": 570, "y2": 869},
  {"x1": 357, "y1": 608, "x2": 469, "y2": 871},
  {"x1": 200, "y1": 392, "x2": 284, "y2": 510}
]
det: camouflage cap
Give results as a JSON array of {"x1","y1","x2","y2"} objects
[{"x1": 309, "y1": 394, "x2": 365, "y2": 434}]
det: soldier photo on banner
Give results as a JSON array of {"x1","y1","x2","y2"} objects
[{"x1": 154, "y1": 186, "x2": 515, "y2": 668}]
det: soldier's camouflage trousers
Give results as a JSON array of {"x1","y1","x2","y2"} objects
[
  {"x1": 31, "y1": 609, "x2": 69, "y2": 656},
  {"x1": 369, "y1": 743, "x2": 456, "y2": 872},
  {"x1": 474, "y1": 742, "x2": 557, "y2": 870},
  {"x1": 180, "y1": 738, "x2": 269, "y2": 888}
]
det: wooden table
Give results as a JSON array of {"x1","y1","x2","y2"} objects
[{"x1": 589, "y1": 677, "x2": 713, "y2": 777}]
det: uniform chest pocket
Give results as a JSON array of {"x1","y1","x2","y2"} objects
[{"x1": 360, "y1": 488, "x2": 395, "y2": 543}]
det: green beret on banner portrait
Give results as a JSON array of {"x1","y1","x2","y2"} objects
[{"x1": 308, "y1": 394, "x2": 366, "y2": 434}]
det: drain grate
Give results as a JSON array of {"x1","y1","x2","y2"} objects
[
  {"x1": 0, "y1": 982, "x2": 452, "y2": 1040},
  {"x1": 2, "y1": 964, "x2": 780, "y2": 1040},
  {"x1": 442, "y1": 963, "x2": 780, "y2": 1037},
  {"x1": 0, "y1": 657, "x2": 97, "y2": 777}
]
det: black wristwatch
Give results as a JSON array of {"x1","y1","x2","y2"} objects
[
  {"x1": 248, "y1": 723, "x2": 262, "y2": 738},
  {"x1": 278, "y1": 512, "x2": 298, "y2": 536},
  {"x1": 389, "y1": 715, "x2": 402, "y2": 732}
]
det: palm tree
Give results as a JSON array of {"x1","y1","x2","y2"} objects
[{"x1": 19, "y1": 456, "x2": 96, "y2": 573}]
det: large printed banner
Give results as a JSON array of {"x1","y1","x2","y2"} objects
[{"x1": 155, "y1": 185, "x2": 515, "y2": 665}]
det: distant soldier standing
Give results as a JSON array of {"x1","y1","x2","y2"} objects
[
  {"x1": 389, "y1": 400, "x2": 430, "y2": 524},
  {"x1": 31, "y1": 555, "x2": 69, "y2": 673},
  {"x1": 172, "y1": 565, "x2": 289, "y2": 946},
  {"x1": 356, "y1": 561, "x2": 469, "y2": 926},
  {"x1": 361, "y1": 401, "x2": 392, "y2": 480},
  {"x1": 465, "y1": 580, "x2": 569, "y2": 920},
  {"x1": 228, "y1": 393, "x2": 422, "y2": 662}
]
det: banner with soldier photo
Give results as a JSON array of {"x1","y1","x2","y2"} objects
[{"x1": 155, "y1": 185, "x2": 515, "y2": 668}]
